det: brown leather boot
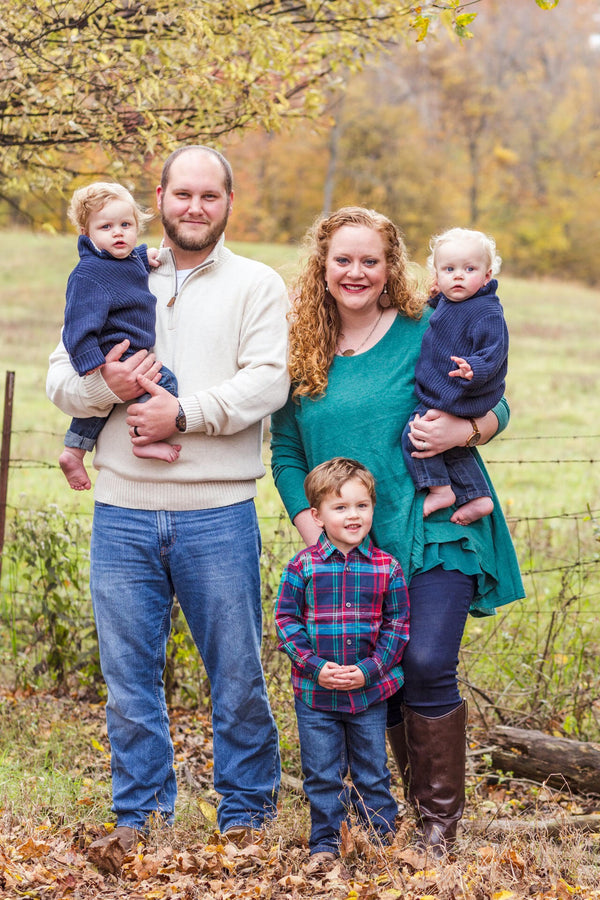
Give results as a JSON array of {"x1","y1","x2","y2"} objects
[
  {"x1": 404, "y1": 700, "x2": 467, "y2": 859},
  {"x1": 387, "y1": 720, "x2": 409, "y2": 793}
]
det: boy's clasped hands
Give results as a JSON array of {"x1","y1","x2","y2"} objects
[{"x1": 318, "y1": 661, "x2": 366, "y2": 690}]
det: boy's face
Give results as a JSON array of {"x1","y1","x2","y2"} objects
[
  {"x1": 311, "y1": 477, "x2": 374, "y2": 556},
  {"x1": 86, "y1": 198, "x2": 139, "y2": 259},
  {"x1": 434, "y1": 237, "x2": 492, "y2": 302}
]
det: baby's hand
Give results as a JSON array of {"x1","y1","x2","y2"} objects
[
  {"x1": 147, "y1": 248, "x2": 161, "y2": 268},
  {"x1": 449, "y1": 356, "x2": 473, "y2": 380}
]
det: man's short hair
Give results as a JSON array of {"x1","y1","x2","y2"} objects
[
  {"x1": 304, "y1": 457, "x2": 376, "y2": 509},
  {"x1": 160, "y1": 145, "x2": 233, "y2": 195}
]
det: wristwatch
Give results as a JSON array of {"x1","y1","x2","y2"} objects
[
  {"x1": 465, "y1": 417, "x2": 481, "y2": 448},
  {"x1": 175, "y1": 402, "x2": 187, "y2": 433}
]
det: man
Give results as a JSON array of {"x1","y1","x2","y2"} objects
[{"x1": 47, "y1": 146, "x2": 289, "y2": 857}]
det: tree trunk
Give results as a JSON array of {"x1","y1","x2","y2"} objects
[{"x1": 489, "y1": 726, "x2": 600, "y2": 795}]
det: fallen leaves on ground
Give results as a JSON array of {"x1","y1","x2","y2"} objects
[{"x1": 0, "y1": 691, "x2": 599, "y2": 899}]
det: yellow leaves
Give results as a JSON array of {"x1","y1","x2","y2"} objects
[
  {"x1": 493, "y1": 892, "x2": 516, "y2": 900},
  {"x1": 197, "y1": 799, "x2": 218, "y2": 824}
]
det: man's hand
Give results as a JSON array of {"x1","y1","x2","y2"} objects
[
  {"x1": 127, "y1": 375, "x2": 180, "y2": 444},
  {"x1": 318, "y1": 661, "x2": 366, "y2": 691},
  {"x1": 102, "y1": 340, "x2": 163, "y2": 401}
]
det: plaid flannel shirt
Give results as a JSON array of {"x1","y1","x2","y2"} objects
[{"x1": 275, "y1": 533, "x2": 409, "y2": 713}]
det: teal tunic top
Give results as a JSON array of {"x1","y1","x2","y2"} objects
[{"x1": 271, "y1": 311, "x2": 524, "y2": 616}]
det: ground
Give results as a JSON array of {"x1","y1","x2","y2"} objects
[{"x1": 0, "y1": 691, "x2": 599, "y2": 899}]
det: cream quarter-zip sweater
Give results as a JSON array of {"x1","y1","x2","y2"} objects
[{"x1": 47, "y1": 236, "x2": 290, "y2": 510}]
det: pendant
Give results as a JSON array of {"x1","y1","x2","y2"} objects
[{"x1": 342, "y1": 349, "x2": 355, "y2": 357}]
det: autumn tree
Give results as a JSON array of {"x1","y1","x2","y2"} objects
[{"x1": 0, "y1": 0, "x2": 557, "y2": 220}]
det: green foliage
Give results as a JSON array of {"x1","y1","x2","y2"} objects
[{"x1": 2, "y1": 505, "x2": 99, "y2": 689}]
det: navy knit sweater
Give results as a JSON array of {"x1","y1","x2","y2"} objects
[
  {"x1": 414, "y1": 279, "x2": 509, "y2": 418},
  {"x1": 63, "y1": 235, "x2": 157, "y2": 375}
]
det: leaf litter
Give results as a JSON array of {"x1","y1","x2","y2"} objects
[{"x1": 0, "y1": 690, "x2": 599, "y2": 899}]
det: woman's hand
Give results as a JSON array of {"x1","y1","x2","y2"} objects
[
  {"x1": 409, "y1": 408, "x2": 499, "y2": 457},
  {"x1": 293, "y1": 508, "x2": 323, "y2": 547}
]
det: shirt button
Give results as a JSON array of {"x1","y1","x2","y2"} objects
[
  {"x1": 346, "y1": 602, "x2": 351, "y2": 608},
  {"x1": 346, "y1": 639, "x2": 352, "y2": 645}
]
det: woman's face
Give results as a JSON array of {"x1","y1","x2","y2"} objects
[{"x1": 325, "y1": 225, "x2": 388, "y2": 318}]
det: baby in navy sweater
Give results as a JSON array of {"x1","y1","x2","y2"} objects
[
  {"x1": 402, "y1": 228, "x2": 509, "y2": 525},
  {"x1": 58, "y1": 182, "x2": 180, "y2": 490}
]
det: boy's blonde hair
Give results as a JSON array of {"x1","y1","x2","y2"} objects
[
  {"x1": 67, "y1": 182, "x2": 153, "y2": 234},
  {"x1": 304, "y1": 457, "x2": 376, "y2": 509},
  {"x1": 428, "y1": 227, "x2": 502, "y2": 276}
]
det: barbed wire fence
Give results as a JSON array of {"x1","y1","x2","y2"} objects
[{"x1": 1, "y1": 371, "x2": 600, "y2": 737}]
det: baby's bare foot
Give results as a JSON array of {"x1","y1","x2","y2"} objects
[
  {"x1": 450, "y1": 496, "x2": 494, "y2": 525},
  {"x1": 59, "y1": 448, "x2": 91, "y2": 491},
  {"x1": 133, "y1": 442, "x2": 182, "y2": 463},
  {"x1": 423, "y1": 485, "x2": 455, "y2": 517}
]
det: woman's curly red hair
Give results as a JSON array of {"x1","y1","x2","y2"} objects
[{"x1": 289, "y1": 207, "x2": 424, "y2": 398}]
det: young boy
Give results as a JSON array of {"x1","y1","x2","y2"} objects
[
  {"x1": 58, "y1": 182, "x2": 181, "y2": 490},
  {"x1": 402, "y1": 227, "x2": 509, "y2": 525},
  {"x1": 275, "y1": 457, "x2": 409, "y2": 872}
]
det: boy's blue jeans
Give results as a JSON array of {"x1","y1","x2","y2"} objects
[
  {"x1": 401, "y1": 405, "x2": 491, "y2": 507},
  {"x1": 90, "y1": 499, "x2": 280, "y2": 832},
  {"x1": 64, "y1": 364, "x2": 178, "y2": 451},
  {"x1": 294, "y1": 697, "x2": 397, "y2": 855}
]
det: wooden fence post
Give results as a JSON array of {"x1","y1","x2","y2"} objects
[{"x1": 0, "y1": 371, "x2": 15, "y2": 584}]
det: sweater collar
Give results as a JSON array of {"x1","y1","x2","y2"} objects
[
  {"x1": 430, "y1": 278, "x2": 499, "y2": 308},
  {"x1": 78, "y1": 233, "x2": 140, "y2": 261}
]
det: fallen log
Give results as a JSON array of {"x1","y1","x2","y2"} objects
[
  {"x1": 484, "y1": 814, "x2": 600, "y2": 837},
  {"x1": 488, "y1": 725, "x2": 600, "y2": 795}
]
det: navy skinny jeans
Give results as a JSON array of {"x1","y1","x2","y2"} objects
[{"x1": 387, "y1": 566, "x2": 476, "y2": 725}]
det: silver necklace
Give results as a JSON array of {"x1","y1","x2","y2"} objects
[{"x1": 338, "y1": 309, "x2": 383, "y2": 357}]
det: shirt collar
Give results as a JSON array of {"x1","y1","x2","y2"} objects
[{"x1": 315, "y1": 531, "x2": 375, "y2": 561}]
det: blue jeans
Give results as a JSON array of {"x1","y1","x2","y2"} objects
[
  {"x1": 402, "y1": 406, "x2": 491, "y2": 507},
  {"x1": 65, "y1": 364, "x2": 178, "y2": 451},
  {"x1": 90, "y1": 499, "x2": 280, "y2": 831},
  {"x1": 387, "y1": 566, "x2": 475, "y2": 725},
  {"x1": 295, "y1": 698, "x2": 397, "y2": 855}
]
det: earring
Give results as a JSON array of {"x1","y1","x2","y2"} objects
[{"x1": 378, "y1": 284, "x2": 391, "y2": 308}]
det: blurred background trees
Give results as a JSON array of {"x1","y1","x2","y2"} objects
[
  {"x1": 224, "y1": 0, "x2": 600, "y2": 281},
  {"x1": 5, "y1": 1, "x2": 599, "y2": 283}
]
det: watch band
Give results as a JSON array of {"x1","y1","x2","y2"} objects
[
  {"x1": 175, "y1": 402, "x2": 187, "y2": 433},
  {"x1": 465, "y1": 417, "x2": 481, "y2": 447}
]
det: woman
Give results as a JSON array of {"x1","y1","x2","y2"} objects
[{"x1": 270, "y1": 207, "x2": 524, "y2": 858}]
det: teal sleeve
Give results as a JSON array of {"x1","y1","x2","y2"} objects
[
  {"x1": 270, "y1": 391, "x2": 311, "y2": 522},
  {"x1": 491, "y1": 396, "x2": 509, "y2": 436}
]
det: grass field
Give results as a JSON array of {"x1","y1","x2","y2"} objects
[{"x1": 1, "y1": 230, "x2": 600, "y2": 737}]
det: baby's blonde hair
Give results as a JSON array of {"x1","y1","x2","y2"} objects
[
  {"x1": 67, "y1": 182, "x2": 153, "y2": 234},
  {"x1": 428, "y1": 227, "x2": 502, "y2": 276}
]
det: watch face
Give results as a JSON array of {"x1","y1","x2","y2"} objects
[{"x1": 467, "y1": 432, "x2": 481, "y2": 447}]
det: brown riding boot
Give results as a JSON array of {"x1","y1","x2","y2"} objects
[
  {"x1": 387, "y1": 720, "x2": 409, "y2": 792},
  {"x1": 404, "y1": 700, "x2": 467, "y2": 859}
]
